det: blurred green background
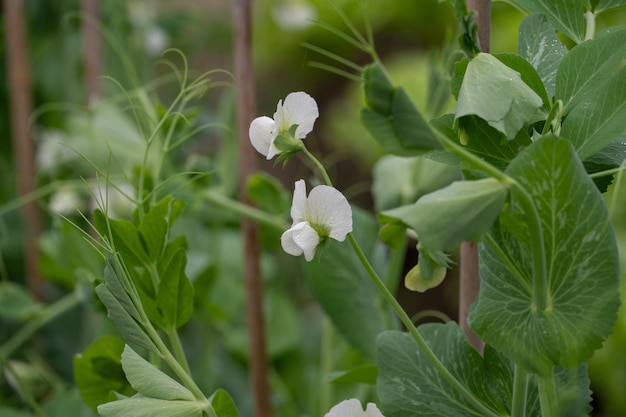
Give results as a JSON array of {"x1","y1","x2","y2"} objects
[{"x1": 0, "y1": 1, "x2": 625, "y2": 416}]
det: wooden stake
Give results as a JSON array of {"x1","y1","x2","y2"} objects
[
  {"x1": 232, "y1": 1, "x2": 273, "y2": 416},
  {"x1": 4, "y1": 0, "x2": 44, "y2": 300}
]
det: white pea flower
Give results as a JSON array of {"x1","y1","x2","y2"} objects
[
  {"x1": 273, "y1": 1, "x2": 316, "y2": 31},
  {"x1": 48, "y1": 186, "x2": 84, "y2": 216},
  {"x1": 249, "y1": 91, "x2": 319, "y2": 160},
  {"x1": 324, "y1": 399, "x2": 385, "y2": 417},
  {"x1": 281, "y1": 179, "x2": 352, "y2": 261}
]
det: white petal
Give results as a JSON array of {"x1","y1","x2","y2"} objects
[
  {"x1": 306, "y1": 185, "x2": 352, "y2": 241},
  {"x1": 364, "y1": 403, "x2": 385, "y2": 417},
  {"x1": 281, "y1": 221, "x2": 319, "y2": 261},
  {"x1": 249, "y1": 116, "x2": 277, "y2": 158},
  {"x1": 274, "y1": 92, "x2": 319, "y2": 138},
  {"x1": 290, "y1": 179, "x2": 308, "y2": 224},
  {"x1": 324, "y1": 399, "x2": 366, "y2": 417}
]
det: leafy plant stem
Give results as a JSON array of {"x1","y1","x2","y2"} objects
[
  {"x1": 302, "y1": 142, "x2": 498, "y2": 416},
  {"x1": 511, "y1": 365, "x2": 529, "y2": 417},
  {"x1": 435, "y1": 133, "x2": 549, "y2": 311},
  {"x1": 584, "y1": 11, "x2": 596, "y2": 41},
  {"x1": 346, "y1": 233, "x2": 500, "y2": 417},
  {"x1": 537, "y1": 371, "x2": 558, "y2": 417},
  {"x1": 0, "y1": 291, "x2": 81, "y2": 360},
  {"x1": 204, "y1": 189, "x2": 289, "y2": 231}
]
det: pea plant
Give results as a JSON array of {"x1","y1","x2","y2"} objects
[{"x1": 2, "y1": 0, "x2": 624, "y2": 416}]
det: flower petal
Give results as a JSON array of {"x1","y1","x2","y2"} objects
[
  {"x1": 324, "y1": 399, "x2": 366, "y2": 417},
  {"x1": 290, "y1": 179, "x2": 308, "y2": 224},
  {"x1": 274, "y1": 92, "x2": 319, "y2": 138},
  {"x1": 281, "y1": 221, "x2": 319, "y2": 261},
  {"x1": 249, "y1": 116, "x2": 277, "y2": 158},
  {"x1": 364, "y1": 403, "x2": 385, "y2": 417},
  {"x1": 306, "y1": 185, "x2": 353, "y2": 241}
]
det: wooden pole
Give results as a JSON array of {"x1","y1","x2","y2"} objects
[
  {"x1": 4, "y1": 0, "x2": 44, "y2": 301},
  {"x1": 81, "y1": 0, "x2": 102, "y2": 105},
  {"x1": 460, "y1": 0, "x2": 491, "y2": 353},
  {"x1": 231, "y1": 1, "x2": 273, "y2": 416}
]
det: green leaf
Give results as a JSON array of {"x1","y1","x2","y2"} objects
[
  {"x1": 156, "y1": 248, "x2": 194, "y2": 329},
  {"x1": 518, "y1": 14, "x2": 568, "y2": 97},
  {"x1": 508, "y1": 0, "x2": 585, "y2": 43},
  {"x1": 469, "y1": 135, "x2": 620, "y2": 373},
  {"x1": 138, "y1": 196, "x2": 184, "y2": 261},
  {"x1": 495, "y1": 53, "x2": 550, "y2": 107},
  {"x1": 0, "y1": 282, "x2": 41, "y2": 321},
  {"x1": 376, "y1": 323, "x2": 535, "y2": 417},
  {"x1": 455, "y1": 53, "x2": 543, "y2": 139},
  {"x1": 380, "y1": 178, "x2": 509, "y2": 251},
  {"x1": 94, "y1": 210, "x2": 148, "y2": 266},
  {"x1": 360, "y1": 63, "x2": 441, "y2": 156},
  {"x1": 372, "y1": 155, "x2": 460, "y2": 212},
  {"x1": 326, "y1": 364, "x2": 378, "y2": 385},
  {"x1": 561, "y1": 66, "x2": 626, "y2": 160},
  {"x1": 209, "y1": 389, "x2": 238, "y2": 417},
  {"x1": 593, "y1": 0, "x2": 626, "y2": 13},
  {"x1": 95, "y1": 284, "x2": 157, "y2": 353},
  {"x1": 304, "y1": 209, "x2": 390, "y2": 360},
  {"x1": 121, "y1": 345, "x2": 195, "y2": 401},
  {"x1": 431, "y1": 114, "x2": 532, "y2": 170},
  {"x1": 246, "y1": 172, "x2": 290, "y2": 215},
  {"x1": 98, "y1": 397, "x2": 204, "y2": 417},
  {"x1": 74, "y1": 336, "x2": 130, "y2": 412},
  {"x1": 556, "y1": 26, "x2": 626, "y2": 114}
]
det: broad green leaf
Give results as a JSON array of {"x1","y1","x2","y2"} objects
[
  {"x1": 593, "y1": 0, "x2": 626, "y2": 13},
  {"x1": 121, "y1": 345, "x2": 195, "y2": 401},
  {"x1": 469, "y1": 135, "x2": 620, "y2": 374},
  {"x1": 74, "y1": 336, "x2": 130, "y2": 412},
  {"x1": 371, "y1": 155, "x2": 460, "y2": 211},
  {"x1": 209, "y1": 389, "x2": 238, "y2": 417},
  {"x1": 561, "y1": 67, "x2": 626, "y2": 160},
  {"x1": 95, "y1": 284, "x2": 157, "y2": 353},
  {"x1": 494, "y1": 53, "x2": 550, "y2": 107},
  {"x1": 304, "y1": 209, "x2": 390, "y2": 360},
  {"x1": 103, "y1": 255, "x2": 142, "y2": 323},
  {"x1": 156, "y1": 248, "x2": 194, "y2": 329},
  {"x1": 556, "y1": 26, "x2": 626, "y2": 113},
  {"x1": 456, "y1": 53, "x2": 543, "y2": 139},
  {"x1": 361, "y1": 63, "x2": 441, "y2": 156},
  {"x1": 0, "y1": 282, "x2": 41, "y2": 321},
  {"x1": 508, "y1": 0, "x2": 585, "y2": 43},
  {"x1": 377, "y1": 323, "x2": 534, "y2": 416},
  {"x1": 518, "y1": 14, "x2": 568, "y2": 97},
  {"x1": 380, "y1": 178, "x2": 508, "y2": 251},
  {"x1": 98, "y1": 397, "x2": 204, "y2": 417},
  {"x1": 583, "y1": 135, "x2": 626, "y2": 192},
  {"x1": 138, "y1": 196, "x2": 184, "y2": 262},
  {"x1": 431, "y1": 114, "x2": 532, "y2": 170},
  {"x1": 326, "y1": 364, "x2": 378, "y2": 385}
]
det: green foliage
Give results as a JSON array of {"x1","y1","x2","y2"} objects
[
  {"x1": 361, "y1": 62, "x2": 441, "y2": 156},
  {"x1": 469, "y1": 136, "x2": 621, "y2": 374},
  {"x1": 508, "y1": 0, "x2": 586, "y2": 43},
  {"x1": 74, "y1": 336, "x2": 130, "y2": 412}
]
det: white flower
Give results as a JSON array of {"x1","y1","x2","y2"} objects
[
  {"x1": 249, "y1": 92, "x2": 319, "y2": 159},
  {"x1": 324, "y1": 399, "x2": 385, "y2": 417},
  {"x1": 281, "y1": 179, "x2": 352, "y2": 261},
  {"x1": 49, "y1": 187, "x2": 84, "y2": 216}
]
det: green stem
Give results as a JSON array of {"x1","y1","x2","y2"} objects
[
  {"x1": 204, "y1": 189, "x2": 289, "y2": 232},
  {"x1": 584, "y1": 11, "x2": 596, "y2": 41},
  {"x1": 0, "y1": 292, "x2": 81, "y2": 360},
  {"x1": 319, "y1": 317, "x2": 334, "y2": 416},
  {"x1": 347, "y1": 233, "x2": 500, "y2": 417},
  {"x1": 538, "y1": 371, "x2": 558, "y2": 417},
  {"x1": 302, "y1": 147, "x2": 333, "y2": 187},
  {"x1": 511, "y1": 365, "x2": 529, "y2": 417},
  {"x1": 436, "y1": 133, "x2": 549, "y2": 311},
  {"x1": 167, "y1": 328, "x2": 192, "y2": 376},
  {"x1": 589, "y1": 166, "x2": 626, "y2": 179}
]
